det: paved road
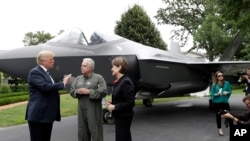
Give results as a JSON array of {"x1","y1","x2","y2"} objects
[{"x1": 0, "y1": 94, "x2": 247, "y2": 141}]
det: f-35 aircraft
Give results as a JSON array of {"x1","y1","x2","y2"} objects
[{"x1": 0, "y1": 28, "x2": 249, "y2": 106}]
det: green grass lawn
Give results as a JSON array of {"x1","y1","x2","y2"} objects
[
  {"x1": 0, "y1": 94, "x2": 78, "y2": 127},
  {"x1": 0, "y1": 89, "x2": 243, "y2": 127}
]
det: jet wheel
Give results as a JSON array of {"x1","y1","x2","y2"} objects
[
  {"x1": 103, "y1": 109, "x2": 115, "y2": 124},
  {"x1": 143, "y1": 99, "x2": 153, "y2": 107},
  {"x1": 103, "y1": 109, "x2": 109, "y2": 123}
]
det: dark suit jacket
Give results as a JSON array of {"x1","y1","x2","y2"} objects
[
  {"x1": 25, "y1": 66, "x2": 65, "y2": 123},
  {"x1": 111, "y1": 75, "x2": 135, "y2": 118}
]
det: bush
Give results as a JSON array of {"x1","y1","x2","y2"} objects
[
  {"x1": 231, "y1": 84, "x2": 245, "y2": 90},
  {"x1": 0, "y1": 85, "x2": 12, "y2": 93},
  {"x1": 0, "y1": 92, "x2": 28, "y2": 106},
  {"x1": 0, "y1": 91, "x2": 69, "y2": 106},
  {"x1": 0, "y1": 95, "x2": 29, "y2": 106},
  {"x1": 10, "y1": 84, "x2": 28, "y2": 92},
  {"x1": 0, "y1": 92, "x2": 28, "y2": 98}
]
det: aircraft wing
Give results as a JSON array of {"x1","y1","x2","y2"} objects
[{"x1": 186, "y1": 61, "x2": 250, "y2": 75}]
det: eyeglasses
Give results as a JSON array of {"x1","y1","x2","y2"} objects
[{"x1": 217, "y1": 75, "x2": 224, "y2": 77}]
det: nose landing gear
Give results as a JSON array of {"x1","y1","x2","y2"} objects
[{"x1": 143, "y1": 98, "x2": 153, "y2": 107}]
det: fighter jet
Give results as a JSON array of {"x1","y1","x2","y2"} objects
[{"x1": 0, "y1": 28, "x2": 249, "y2": 106}]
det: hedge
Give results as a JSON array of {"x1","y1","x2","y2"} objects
[{"x1": 0, "y1": 90, "x2": 69, "y2": 106}]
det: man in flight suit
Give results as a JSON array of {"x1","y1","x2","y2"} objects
[{"x1": 70, "y1": 58, "x2": 107, "y2": 141}]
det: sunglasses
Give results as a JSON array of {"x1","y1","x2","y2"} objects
[{"x1": 217, "y1": 75, "x2": 224, "y2": 77}]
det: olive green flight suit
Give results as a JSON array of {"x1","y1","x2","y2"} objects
[{"x1": 70, "y1": 73, "x2": 107, "y2": 141}]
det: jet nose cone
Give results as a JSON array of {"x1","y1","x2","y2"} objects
[{"x1": 0, "y1": 47, "x2": 40, "y2": 79}]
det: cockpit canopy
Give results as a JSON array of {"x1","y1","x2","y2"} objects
[{"x1": 47, "y1": 28, "x2": 121, "y2": 45}]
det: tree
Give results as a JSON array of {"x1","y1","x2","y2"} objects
[
  {"x1": 155, "y1": 0, "x2": 249, "y2": 61},
  {"x1": 235, "y1": 32, "x2": 250, "y2": 60},
  {"x1": 115, "y1": 4, "x2": 167, "y2": 50},
  {"x1": 22, "y1": 31, "x2": 54, "y2": 46},
  {"x1": 155, "y1": 0, "x2": 205, "y2": 48},
  {"x1": 221, "y1": 0, "x2": 250, "y2": 32},
  {"x1": 219, "y1": 0, "x2": 250, "y2": 60},
  {"x1": 193, "y1": 14, "x2": 239, "y2": 61}
]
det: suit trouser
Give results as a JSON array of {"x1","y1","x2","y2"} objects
[
  {"x1": 28, "y1": 121, "x2": 53, "y2": 141},
  {"x1": 115, "y1": 116, "x2": 133, "y2": 141}
]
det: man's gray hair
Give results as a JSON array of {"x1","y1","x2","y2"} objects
[{"x1": 83, "y1": 58, "x2": 95, "y2": 70}]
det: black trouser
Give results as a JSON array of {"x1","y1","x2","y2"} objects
[
  {"x1": 214, "y1": 103, "x2": 232, "y2": 128},
  {"x1": 115, "y1": 116, "x2": 133, "y2": 141},
  {"x1": 28, "y1": 121, "x2": 53, "y2": 141}
]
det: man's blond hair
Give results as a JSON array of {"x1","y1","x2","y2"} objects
[{"x1": 36, "y1": 51, "x2": 55, "y2": 65}]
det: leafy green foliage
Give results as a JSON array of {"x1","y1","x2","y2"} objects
[
  {"x1": 221, "y1": 0, "x2": 250, "y2": 32},
  {"x1": 9, "y1": 84, "x2": 28, "y2": 92},
  {"x1": 0, "y1": 92, "x2": 28, "y2": 98},
  {"x1": 155, "y1": 0, "x2": 250, "y2": 61},
  {"x1": 193, "y1": 14, "x2": 237, "y2": 60},
  {"x1": 8, "y1": 78, "x2": 27, "y2": 87},
  {"x1": 0, "y1": 92, "x2": 28, "y2": 106},
  {"x1": 0, "y1": 90, "x2": 68, "y2": 106},
  {"x1": 115, "y1": 4, "x2": 167, "y2": 50},
  {"x1": 218, "y1": 0, "x2": 250, "y2": 60},
  {"x1": 0, "y1": 95, "x2": 28, "y2": 106},
  {"x1": 2, "y1": 73, "x2": 27, "y2": 87},
  {"x1": 155, "y1": 0, "x2": 205, "y2": 47},
  {"x1": 22, "y1": 31, "x2": 54, "y2": 46},
  {"x1": 0, "y1": 85, "x2": 12, "y2": 93}
]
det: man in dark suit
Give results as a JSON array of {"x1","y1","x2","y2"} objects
[{"x1": 25, "y1": 50, "x2": 71, "y2": 141}]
